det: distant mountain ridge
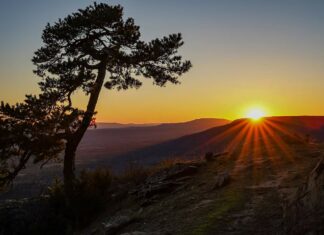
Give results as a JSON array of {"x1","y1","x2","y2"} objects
[
  {"x1": 77, "y1": 118, "x2": 230, "y2": 162},
  {"x1": 95, "y1": 122, "x2": 159, "y2": 129},
  {"x1": 95, "y1": 118, "x2": 229, "y2": 129},
  {"x1": 107, "y1": 116, "x2": 324, "y2": 169}
]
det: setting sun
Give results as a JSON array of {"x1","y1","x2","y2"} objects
[{"x1": 246, "y1": 108, "x2": 266, "y2": 121}]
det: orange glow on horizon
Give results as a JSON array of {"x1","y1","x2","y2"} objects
[{"x1": 245, "y1": 107, "x2": 266, "y2": 122}]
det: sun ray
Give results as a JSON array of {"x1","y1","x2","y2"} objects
[
  {"x1": 258, "y1": 124, "x2": 284, "y2": 172},
  {"x1": 190, "y1": 120, "x2": 247, "y2": 154},
  {"x1": 226, "y1": 121, "x2": 251, "y2": 152},
  {"x1": 264, "y1": 119, "x2": 302, "y2": 142},
  {"x1": 233, "y1": 123, "x2": 254, "y2": 173},
  {"x1": 262, "y1": 123, "x2": 295, "y2": 163}
]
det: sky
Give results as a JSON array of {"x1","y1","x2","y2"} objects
[{"x1": 1, "y1": 0, "x2": 324, "y2": 123}]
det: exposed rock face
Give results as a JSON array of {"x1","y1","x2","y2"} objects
[
  {"x1": 101, "y1": 215, "x2": 136, "y2": 235},
  {"x1": 283, "y1": 157, "x2": 324, "y2": 235},
  {"x1": 212, "y1": 172, "x2": 230, "y2": 190},
  {"x1": 130, "y1": 162, "x2": 201, "y2": 202},
  {"x1": 204, "y1": 152, "x2": 228, "y2": 162}
]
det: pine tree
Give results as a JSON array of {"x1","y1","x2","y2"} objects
[{"x1": 0, "y1": 2, "x2": 191, "y2": 194}]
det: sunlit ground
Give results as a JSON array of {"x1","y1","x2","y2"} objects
[
  {"x1": 228, "y1": 118, "x2": 301, "y2": 174},
  {"x1": 199, "y1": 115, "x2": 308, "y2": 177}
]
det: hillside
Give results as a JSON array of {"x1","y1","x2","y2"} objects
[
  {"x1": 110, "y1": 116, "x2": 324, "y2": 169},
  {"x1": 77, "y1": 118, "x2": 230, "y2": 162},
  {"x1": 0, "y1": 117, "x2": 323, "y2": 234},
  {"x1": 83, "y1": 130, "x2": 324, "y2": 234}
]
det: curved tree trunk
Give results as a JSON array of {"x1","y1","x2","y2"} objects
[
  {"x1": 63, "y1": 62, "x2": 107, "y2": 196},
  {"x1": 63, "y1": 140, "x2": 78, "y2": 196}
]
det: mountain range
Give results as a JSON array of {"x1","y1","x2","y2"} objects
[
  {"x1": 99, "y1": 116, "x2": 324, "y2": 171},
  {"x1": 77, "y1": 118, "x2": 230, "y2": 162}
]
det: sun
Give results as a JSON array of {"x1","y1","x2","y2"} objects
[{"x1": 246, "y1": 108, "x2": 266, "y2": 121}]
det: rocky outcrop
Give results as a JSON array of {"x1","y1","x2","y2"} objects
[
  {"x1": 101, "y1": 215, "x2": 137, "y2": 235},
  {"x1": 212, "y1": 171, "x2": 230, "y2": 190},
  {"x1": 130, "y1": 162, "x2": 202, "y2": 203},
  {"x1": 204, "y1": 152, "x2": 228, "y2": 162},
  {"x1": 283, "y1": 157, "x2": 324, "y2": 235}
]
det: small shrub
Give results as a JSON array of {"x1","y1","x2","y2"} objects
[
  {"x1": 118, "y1": 163, "x2": 150, "y2": 185},
  {"x1": 152, "y1": 158, "x2": 190, "y2": 172},
  {"x1": 118, "y1": 158, "x2": 188, "y2": 185},
  {"x1": 74, "y1": 168, "x2": 112, "y2": 222},
  {"x1": 47, "y1": 168, "x2": 112, "y2": 229},
  {"x1": 47, "y1": 178, "x2": 66, "y2": 213},
  {"x1": 204, "y1": 152, "x2": 214, "y2": 162}
]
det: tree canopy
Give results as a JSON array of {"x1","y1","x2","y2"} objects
[{"x1": 0, "y1": 2, "x2": 192, "y2": 189}]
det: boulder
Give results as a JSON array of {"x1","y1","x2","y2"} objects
[
  {"x1": 212, "y1": 172, "x2": 230, "y2": 190},
  {"x1": 138, "y1": 181, "x2": 182, "y2": 199},
  {"x1": 131, "y1": 162, "x2": 201, "y2": 201},
  {"x1": 165, "y1": 164, "x2": 199, "y2": 180},
  {"x1": 102, "y1": 215, "x2": 136, "y2": 235},
  {"x1": 205, "y1": 152, "x2": 228, "y2": 162}
]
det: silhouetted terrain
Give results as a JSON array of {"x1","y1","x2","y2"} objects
[
  {"x1": 107, "y1": 116, "x2": 324, "y2": 169},
  {"x1": 1, "y1": 117, "x2": 324, "y2": 202},
  {"x1": 0, "y1": 118, "x2": 229, "y2": 201},
  {"x1": 77, "y1": 118, "x2": 230, "y2": 162},
  {"x1": 95, "y1": 122, "x2": 158, "y2": 129}
]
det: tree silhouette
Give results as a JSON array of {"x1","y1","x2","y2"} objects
[
  {"x1": 0, "y1": 3, "x2": 191, "y2": 193},
  {"x1": 0, "y1": 95, "x2": 74, "y2": 189}
]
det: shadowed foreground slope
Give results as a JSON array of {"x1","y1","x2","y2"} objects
[{"x1": 111, "y1": 116, "x2": 324, "y2": 168}]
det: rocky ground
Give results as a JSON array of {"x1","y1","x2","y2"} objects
[{"x1": 80, "y1": 142, "x2": 324, "y2": 235}]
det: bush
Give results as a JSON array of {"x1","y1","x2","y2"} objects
[
  {"x1": 47, "y1": 168, "x2": 112, "y2": 229},
  {"x1": 46, "y1": 160, "x2": 193, "y2": 231},
  {"x1": 73, "y1": 169, "x2": 112, "y2": 222},
  {"x1": 118, "y1": 163, "x2": 150, "y2": 185},
  {"x1": 152, "y1": 158, "x2": 191, "y2": 172}
]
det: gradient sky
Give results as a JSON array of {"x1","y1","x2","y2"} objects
[{"x1": 1, "y1": 0, "x2": 324, "y2": 123}]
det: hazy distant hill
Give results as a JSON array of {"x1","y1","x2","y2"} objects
[
  {"x1": 109, "y1": 116, "x2": 324, "y2": 168},
  {"x1": 95, "y1": 122, "x2": 158, "y2": 129},
  {"x1": 95, "y1": 118, "x2": 230, "y2": 130},
  {"x1": 77, "y1": 118, "x2": 230, "y2": 162}
]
